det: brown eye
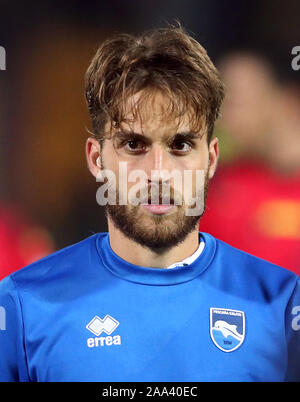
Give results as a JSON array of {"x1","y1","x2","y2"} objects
[
  {"x1": 127, "y1": 140, "x2": 140, "y2": 149},
  {"x1": 124, "y1": 140, "x2": 146, "y2": 153},
  {"x1": 171, "y1": 140, "x2": 192, "y2": 154}
]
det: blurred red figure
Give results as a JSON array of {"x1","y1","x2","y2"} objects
[
  {"x1": 200, "y1": 53, "x2": 300, "y2": 274},
  {"x1": 0, "y1": 204, "x2": 54, "y2": 280},
  {"x1": 201, "y1": 161, "x2": 300, "y2": 273}
]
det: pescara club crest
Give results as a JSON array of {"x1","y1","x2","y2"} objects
[{"x1": 210, "y1": 308, "x2": 245, "y2": 352}]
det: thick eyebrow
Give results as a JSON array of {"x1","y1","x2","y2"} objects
[
  {"x1": 112, "y1": 131, "x2": 152, "y2": 145},
  {"x1": 112, "y1": 130, "x2": 202, "y2": 144},
  {"x1": 168, "y1": 132, "x2": 202, "y2": 143}
]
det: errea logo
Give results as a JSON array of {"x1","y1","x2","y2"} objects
[{"x1": 86, "y1": 315, "x2": 121, "y2": 347}]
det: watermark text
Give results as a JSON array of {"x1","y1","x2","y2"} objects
[
  {"x1": 0, "y1": 306, "x2": 6, "y2": 330},
  {"x1": 0, "y1": 46, "x2": 6, "y2": 71},
  {"x1": 95, "y1": 162, "x2": 206, "y2": 216},
  {"x1": 291, "y1": 305, "x2": 300, "y2": 330},
  {"x1": 291, "y1": 46, "x2": 300, "y2": 71}
]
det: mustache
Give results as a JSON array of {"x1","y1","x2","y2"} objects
[{"x1": 130, "y1": 183, "x2": 182, "y2": 205}]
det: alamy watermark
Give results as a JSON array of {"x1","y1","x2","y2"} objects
[
  {"x1": 291, "y1": 46, "x2": 300, "y2": 71},
  {"x1": 0, "y1": 46, "x2": 6, "y2": 71},
  {"x1": 0, "y1": 306, "x2": 6, "y2": 330},
  {"x1": 291, "y1": 306, "x2": 300, "y2": 331},
  {"x1": 95, "y1": 162, "x2": 206, "y2": 217}
]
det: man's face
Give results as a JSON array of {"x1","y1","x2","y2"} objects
[{"x1": 89, "y1": 90, "x2": 218, "y2": 250}]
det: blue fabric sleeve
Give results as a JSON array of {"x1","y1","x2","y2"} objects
[
  {"x1": 0, "y1": 276, "x2": 29, "y2": 382},
  {"x1": 285, "y1": 277, "x2": 300, "y2": 381}
]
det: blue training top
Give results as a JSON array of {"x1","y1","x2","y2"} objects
[{"x1": 0, "y1": 232, "x2": 300, "y2": 382}]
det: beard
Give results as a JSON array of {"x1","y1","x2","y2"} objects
[{"x1": 105, "y1": 171, "x2": 210, "y2": 251}]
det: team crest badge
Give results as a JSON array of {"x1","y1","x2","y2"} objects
[{"x1": 210, "y1": 308, "x2": 245, "y2": 352}]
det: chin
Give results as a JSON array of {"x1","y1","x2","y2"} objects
[{"x1": 106, "y1": 202, "x2": 201, "y2": 250}]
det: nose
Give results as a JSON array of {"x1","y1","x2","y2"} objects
[
  {"x1": 144, "y1": 144, "x2": 173, "y2": 183},
  {"x1": 150, "y1": 144, "x2": 164, "y2": 170}
]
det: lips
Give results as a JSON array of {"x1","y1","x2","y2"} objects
[
  {"x1": 139, "y1": 189, "x2": 178, "y2": 214},
  {"x1": 140, "y1": 203, "x2": 176, "y2": 215}
]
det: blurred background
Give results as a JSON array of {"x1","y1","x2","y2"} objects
[{"x1": 0, "y1": 0, "x2": 300, "y2": 278}]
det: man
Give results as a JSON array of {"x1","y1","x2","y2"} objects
[{"x1": 0, "y1": 24, "x2": 299, "y2": 382}]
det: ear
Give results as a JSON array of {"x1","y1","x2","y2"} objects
[
  {"x1": 207, "y1": 137, "x2": 219, "y2": 179},
  {"x1": 85, "y1": 137, "x2": 102, "y2": 179}
]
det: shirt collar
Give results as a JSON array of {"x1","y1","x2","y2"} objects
[
  {"x1": 166, "y1": 240, "x2": 205, "y2": 269},
  {"x1": 96, "y1": 232, "x2": 216, "y2": 286}
]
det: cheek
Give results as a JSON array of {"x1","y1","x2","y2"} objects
[
  {"x1": 181, "y1": 151, "x2": 209, "y2": 191},
  {"x1": 102, "y1": 145, "x2": 124, "y2": 171},
  {"x1": 182, "y1": 149, "x2": 209, "y2": 172}
]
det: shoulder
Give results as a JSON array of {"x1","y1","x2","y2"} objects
[
  {"x1": 202, "y1": 232, "x2": 299, "y2": 300},
  {"x1": 218, "y1": 233, "x2": 295, "y2": 271},
  {"x1": 5, "y1": 233, "x2": 106, "y2": 290}
]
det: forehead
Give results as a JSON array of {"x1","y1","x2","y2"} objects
[{"x1": 111, "y1": 89, "x2": 201, "y2": 139}]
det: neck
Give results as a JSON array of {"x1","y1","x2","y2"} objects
[{"x1": 107, "y1": 217, "x2": 200, "y2": 268}]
